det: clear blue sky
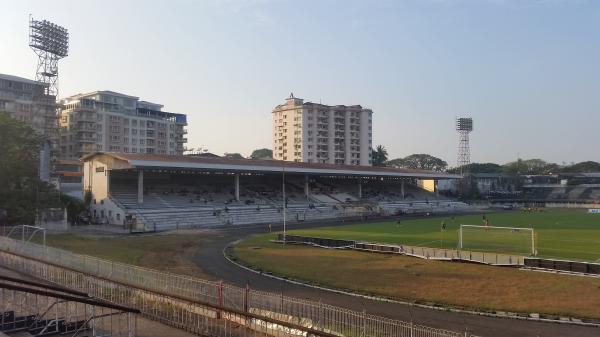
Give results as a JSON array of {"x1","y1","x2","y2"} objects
[{"x1": 1, "y1": 0, "x2": 599, "y2": 166}]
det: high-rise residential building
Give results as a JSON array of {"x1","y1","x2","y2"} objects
[
  {"x1": 0, "y1": 73, "x2": 58, "y2": 142},
  {"x1": 59, "y1": 91, "x2": 187, "y2": 159},
  {"x1": 272, "y1": 94, "x2": 373, "y2": 166},
  {"x1": 0, "y1": 73, "x2": 59, "y2": 181}
]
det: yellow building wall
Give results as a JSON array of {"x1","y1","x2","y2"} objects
[{"x1": 418, "y1": 179, "x2": 436, "y2": 192}]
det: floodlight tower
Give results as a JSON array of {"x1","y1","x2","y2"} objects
[
  {"x1": 456, "y1": 117, "x2": 473, "y2": 172},
  {"x1": 29, "y1": 15, "x2": 69, "y2": 97}
]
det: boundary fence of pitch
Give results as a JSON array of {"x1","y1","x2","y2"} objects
[
  {"x1": 280, "y1": 235, "x2": 525, "y2": 266},
  {"x1": 0, "y1": 236, "x2": 478, "y2": 337}
]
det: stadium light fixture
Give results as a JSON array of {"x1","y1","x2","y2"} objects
[{"x1": 29, "y1": 15, "x2": 69, "y2": 97}]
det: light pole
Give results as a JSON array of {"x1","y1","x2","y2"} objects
[{"x1": 282, "y1": 166, "x2": 286, "y2": 245}]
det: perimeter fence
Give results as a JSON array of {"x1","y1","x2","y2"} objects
[
  {"x1": 0, "y1": 236, "x2": 479, "y2": 337},
  {"x1": 281, "y1": 235, "x2": 524, "y2": 266}
]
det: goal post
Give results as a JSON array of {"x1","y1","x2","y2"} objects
[{"x1": 459, "y1": 224, "x2": 536, "y2": 256}]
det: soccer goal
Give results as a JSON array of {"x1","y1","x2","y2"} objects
[{"x1": 459, "y1": 225, "x2": 536, "y2": 256}]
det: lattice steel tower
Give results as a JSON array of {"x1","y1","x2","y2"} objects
[
  {"x1": 456, "y1": 117, "x2": 473, "y2": 169},
  {"x1": 29, "y1": 16, "x2": 69, "y2": 97}
]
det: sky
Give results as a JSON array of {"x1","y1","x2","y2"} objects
[{"x1": 1, "y1": 0, "x2": 599, "y2": 166}]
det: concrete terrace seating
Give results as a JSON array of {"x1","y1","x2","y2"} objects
[
  {"x1": 133, "y1": 203, "x2": 343, "y2": 230},
  {"x1": 378, "y1": 200, "x2": 470, "y2": 215},
  {"x1": 109, "y1": 176, "x2": 468, "y2": 231}
]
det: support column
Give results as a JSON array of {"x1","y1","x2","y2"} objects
[
  {"x1": 137, "y1": 170, "x2": 144, "y2": 204},
  {"x1": 401, "y1": 180, "x2": 405, "y2": 199},
  {"x1": 106, "y1": 170, "x2": 111, "y2": 196},
  {"x1": 234, "y1": 174, "x2": 240, "y2": 202},
  {"x1": 304, "y1": 174, "x2": 310, "y2": 200},
  {"x1": 358, "y1": 179, "x2": 362, "y2": 199},
  {"x1": 434, "y1": 179, "x2": 439, "y2": 197}
]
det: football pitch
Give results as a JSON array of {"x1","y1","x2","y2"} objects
[{"x1": 288, "y1": 208, "x2": 600, "y2": 261}]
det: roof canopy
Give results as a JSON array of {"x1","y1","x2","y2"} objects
[{"x1": 82, "y1": 152, "x2": 461, "y2": 179}]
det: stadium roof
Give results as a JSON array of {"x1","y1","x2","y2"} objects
[{"x1": 82, "y1": 152, "x2": 461, "y2": 179}]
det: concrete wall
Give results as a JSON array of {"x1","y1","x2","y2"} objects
[
  {"x1": 84, "y1": 156, "x2": 127, "y2": 226},
  {"x1": 418, "y1": 179, "x2": 436, "y2": 192}
]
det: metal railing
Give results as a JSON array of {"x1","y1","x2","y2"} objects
[
  {"x1": 0, "y1": 237, "x2": 479, "y2": 337},
  {"x1": 282, "y1": 234, "x2": 524, "y2": 266},
  {"x1": 0, "y1": 279, "x2": 137, "y2": 337}
]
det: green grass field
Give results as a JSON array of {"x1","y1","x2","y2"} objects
[{"x1": 288, "y1": 209, "x2": 600, "y2": 261}]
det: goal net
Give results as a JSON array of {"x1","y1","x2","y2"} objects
[{"x1": 459, "y1": 225, "x2": 535, "y2": 256}]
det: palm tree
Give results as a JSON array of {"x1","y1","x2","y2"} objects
[{"x1": 372, "y1": 145, "x2": 388, "y2": 166}]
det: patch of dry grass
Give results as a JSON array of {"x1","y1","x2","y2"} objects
[
  {"x1": 43, "y1": 231, "x2": 217, "y2": 278},
  {"x1": 234, "y1": 234, "x2": 600, "y2": 319}
]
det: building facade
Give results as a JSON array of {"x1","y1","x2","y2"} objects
[
  {"x1": 59, "y1": 91, "x2": 187, "y2": 159},
  {"x1": 0, "y1": 73, "x2": 59, "y2": 181},
  {"x1": 0, "y1": 73, "x2": 58, "y2": 143},
  {"x1": 272, "y1": 94, "x2": 372, "y2": 166}
]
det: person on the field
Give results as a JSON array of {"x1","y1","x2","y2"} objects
[{"x1": 441, "y1": 220, "x2": 446, "y2": 231}]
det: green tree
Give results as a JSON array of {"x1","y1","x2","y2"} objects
[
  {"x1": 561, "y1": 161, "x2": 600, "y2": 173},
  {"x1": 0, "y1": 111, "x2": 81, "y2": 224},
  {"x1": 0, "y1": 111, "x2": 43, "y2": 191},
  {"x1": 371, "y1": 145, "x2": 388, "y2": 166},
  {"x1": 502, "y1": 159, "x2": 557, "y2": 175},
  {"x1": 223, "y1": 153, "x2": 244, "y2": 160},
  {"x1": 250, "y1": 148, "x2": 273, "y2": 160},
  {"x1": 387, "y1": 154, "x2": 448, "y2": 172},
  {"x1": 447, "y1": 162, "x2": 503, "y2": 174}
]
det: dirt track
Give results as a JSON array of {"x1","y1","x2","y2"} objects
[{"x1": 190, "y1": 221, "x2": 600, "y2": 337}]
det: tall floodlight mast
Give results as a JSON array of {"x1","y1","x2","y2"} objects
[
  {"x1": 29, "y1": 15, "x2": 69, "y2": 97},
  {"x1": 456, "y1": 117, "x2": 473, "y2": 173}
]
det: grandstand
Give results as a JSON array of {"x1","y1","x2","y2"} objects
[
  {"x1": 82, "y1": 152, "x2": 465, "y2": 232},
  {"x1": 508, "y1": 173, "x2": 600, "y2": 204}
]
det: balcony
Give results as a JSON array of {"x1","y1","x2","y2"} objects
[{"x1": 76, "y1": 137, "x2": 96, "y2": 143}]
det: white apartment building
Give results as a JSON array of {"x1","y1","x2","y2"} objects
[
  {"x1": 272, "y1": 94, "x2": 373, "y2": 166},
  {"x1": 59, "y1": 91, "x2": 187, "y2": 160}
]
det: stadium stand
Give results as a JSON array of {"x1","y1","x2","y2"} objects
[{"x1": 82, "y1": 152, "x2": 467, "y2": 231}]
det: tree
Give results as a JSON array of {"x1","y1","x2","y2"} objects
[
  {"x1": 447, "y1": 163, "x2": 503, "y2": 174},
  {"x1": 250, "y1": 148, "x2": 273, "y2": 160},
  {"x1": 0, "y1": 111, "x2": 43, "y2": 191},
  {"x1": 502, "y1": 159, "x2": 557, "y2": 175},
  {"x1": 0, "y1": 111, "x2": 47, "y2": 223},
  {"x1": 371, "y1": 145, "x2": 388, "y2": 166},
  {"x1": 561, "y1": 161, "x2": 600, "y2": 173},
  {"x1": 387, "y1": 154, "x2": 448, "y2": 172},
  {"x1": 0, "y1": 111, "x2": 82, "y2": 224},
  {"x1": 223, "y1": 153, "x2": 244, "y2": 160}
]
